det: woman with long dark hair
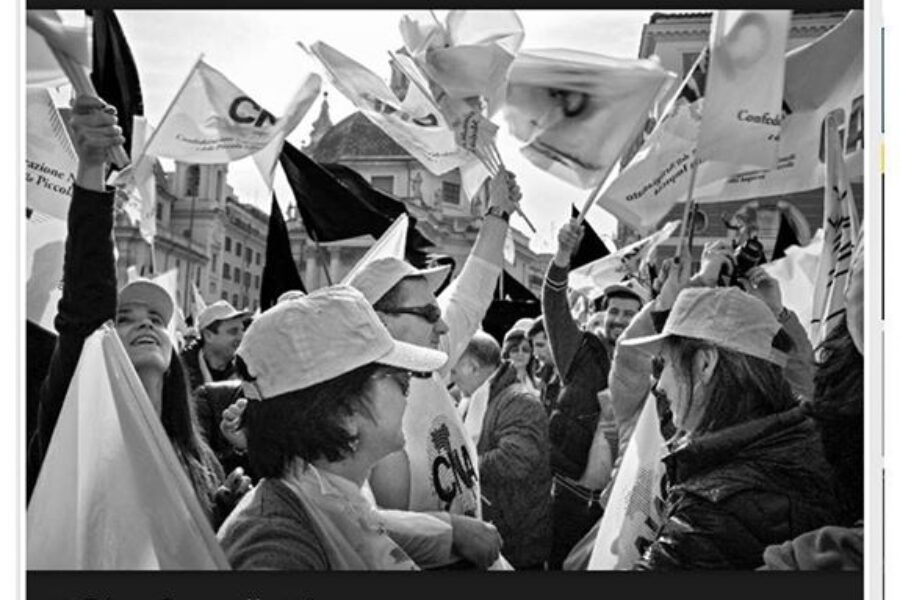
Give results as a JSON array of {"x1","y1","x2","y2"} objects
[
  {"x1": 26, "y1": 95, "x2": 248, "y2": 526},
  {"x1": 501, "y1": 326, "x2": 539, "y2": 394},
  {"x1": 621, "y1": 280, "x2": 838, "y2": 569}
]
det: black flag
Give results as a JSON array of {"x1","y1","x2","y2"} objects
[
  {"x1": 260, "y1": 194, "x2": 306, "y2": 310},
  {"x1": 570, "y1": 206, "x2": 610, "y2": 270},
  {"x1": 771, "y1": 211, "x2": 800, "y2": 261},
  {"x1": 279, "y1": 142, "x2": 435, "y2": 266},
  {"x1": 87, "y1": 10, "x2": 143, "y2": 156}
]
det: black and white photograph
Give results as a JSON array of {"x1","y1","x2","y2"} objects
[{"x1": 12, "y1": 2, "x2": 888, "y2": 599}]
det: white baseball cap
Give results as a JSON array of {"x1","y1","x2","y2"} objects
[
  {"x1": 347, "y1": 257, "x2": 451, "y2": 304},
  {"x1": 198, "y1": 300, "x2": 250, "y2": 332},
  {"x1": 118, "y1": 279, "x2": 174, "y2": 326},
  {"x1": 236, "y1": 285, "x2": 448, "y2": 400},
  {"x1": 621, "y1": 287, "x2": 788, "y2": 367}
]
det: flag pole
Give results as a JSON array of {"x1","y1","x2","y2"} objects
[
  {"x1": 129, "y1": 54, "x2": 205, "y2": 172},
  {"x1": 313, "y1": 237, "x2": 333, "y2": 286},
  {"x1": 673, "y1": 153, "x2": 701, "y2": 261}
]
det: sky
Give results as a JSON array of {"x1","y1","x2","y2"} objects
[{"x1": 89, "y1": 10, "x2": 661, "y2": 252}]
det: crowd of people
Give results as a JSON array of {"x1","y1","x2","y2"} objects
[{"x1": 26, "y1": 94, "x2": 864, "y2": 571}]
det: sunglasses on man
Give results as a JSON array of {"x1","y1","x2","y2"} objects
[{"x1": 379, "y1": 304, "x2": 443, "y2": 324}]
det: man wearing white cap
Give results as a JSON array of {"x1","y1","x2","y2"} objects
[
  {"x1": 347, "y1": 170, "x2": 520, "y2": 569},
  {"x1": 181, "y1": 300, "x2": 250, "y2": 392}
]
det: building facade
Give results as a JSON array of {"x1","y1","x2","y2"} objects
[
  {"x1": 287, "y1": 96, "x2": 551, "y2": 296},
  {"x1": 618, "y1": 10, "x2": 862, "y2": 264}
]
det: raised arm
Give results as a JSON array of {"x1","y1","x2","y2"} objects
[
  {"x1": 541, "y1": 220, "x2": 586, "y2": 384},
  {"x1": 27, "y1": 96, "x2": 124, "y2": 500}
]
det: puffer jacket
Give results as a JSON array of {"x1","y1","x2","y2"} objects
[
  {"x1": 636, "y1": 406, "x2": 838, "y2": 570},
  {"x1": 477, "y1": 362, "x2": 552, "y2": 569}
]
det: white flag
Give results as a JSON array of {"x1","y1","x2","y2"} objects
[
  {"x1": 114, "y1": 116, "x2": 159, "y2": 244},
  {"x1": 340, "y1": 214, "x2": 409, "y2": 285},
  {"x1": 191, "y1": 282, "x2": 208, "y2": 324},
  {"x1": 762, "y1": 229, "x2": 823, "y2": 340},
  {"x1": 697, "y1": 11, "x2": 791, "y2": 168},
  {"x1": 28, "y1": 325, "x2": 230, "y2": 569},
  {"x1": 144, "y1": 59, "x2": 320, "y2": 165},
  {"x1": 588, "y1": 394, "x2": 666, "y2": 570},
  {"x1": 26, "y1": 10, "x2": 92, "y2": 87},
  {"x1": 26, "y1": 210, "x2": 67, "y2": 333},
  {"x1": 809, "y1": 115, "x2": 860, "y2": 348},
  {"x1": 307, "y1": 42, "x2": 470, "y2": 177},
  {"x1": 26, "y1": 87, "x2": 77, "y2": 222},
  {"x1": 569, "y1": 221, "x2": 679, "y2": 300},
  {"x1": 504, "y1": 49, "x2": 676, "y2": 190}
]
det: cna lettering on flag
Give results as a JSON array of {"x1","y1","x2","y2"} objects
[
  {"x1": 27, "y1": 326, "x2": 229, "y2": 569},
  {"x1": 26, "y1": 211, "x2": 68, "y2": 334},
  {"x1": 697, "y1": 11, "x2": 791, "y2": 169},
  {"x1": 588, "y1": 394, "x2": 666, "y2": 570},
  {"x1": 307, "y1": 41, "x2": 470, "y2": 177},
  {"x1": 143, "y1": 59, "x2": 320, "y2": 166},
  {"x1": 504, "y1": 49, "x2": 676, "y2": 190},
  {"x1": 809, "y1": 115, "x2": 860, "y2": 349},
  {"x1": 568, "y1": 221, "x2": 679, "y2": 300},
  {"x1": 26, "y1": 87, "x2": 77, "y2": 222}
]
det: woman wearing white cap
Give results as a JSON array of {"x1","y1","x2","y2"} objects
[
  {"x1": 619, "y1": 254, "x2": 837, "y2": 569},
  {"x1": 218, "y1": 286, "x2": 448, "y2": 570},
  {"x1": 26, "y1": 96, "x2": 248, "y2": 527}
]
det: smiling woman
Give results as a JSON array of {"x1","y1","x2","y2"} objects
[{"x1": 25, "y1": 94, "x2": 250, "y2": 529}]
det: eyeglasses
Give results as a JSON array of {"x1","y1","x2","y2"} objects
[{"x1": 380, "y1": 304, "x2": 442, "y2": 324}]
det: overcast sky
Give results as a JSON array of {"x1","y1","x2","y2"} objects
[{"x1": 97, "y1": 10, "x2": 662, "y2": 252}]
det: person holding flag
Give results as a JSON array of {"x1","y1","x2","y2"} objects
[{"x1": 26, "y1": 95, "x2": 250, "y2": 527}]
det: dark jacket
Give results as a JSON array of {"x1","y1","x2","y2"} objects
[
  {"x1": 218, "y1": 478, "x2": 331, "y2": 570},
  {"x1": 477, "y1": 362, "x2": 552, "y2": 569},
  {"x1": 542, "y1": 262, "x2": 611, "y2": 480},
  {"x1": 636, "y1": 407, "x2": 838, "y2": 570},
  {"x1": 27, "y1": 185, "x2": 118, "y2": 501},
  {"x1": 194, "y1": 381, "x2": 253, "y2": 478},
  {"x1": 181, "y1": 341, "x2": 238, "y2": 394}
]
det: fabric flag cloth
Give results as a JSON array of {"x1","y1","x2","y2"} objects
[
  {"x1": 143, "y1": 59, "x2": 320, "y2": 166},
  {"x1": 762, "y1": 228, "x2": 823, "y2": 339},
  {"x1": 306, "y1": 42, "x2": 474, "y2": 179},
  {"x1": 27, "y1": 325, "x2": 230, "y2": 569},
  {"x1": 570, "y1": 206, "x2": 611, "y2": 270},
  {"x1": 587, "y1": 393, "x2": 666, "y2": 570},
  {"x1": 88, "y1": 9, "x2": 143, "y2": 156},
  {"x1": 697, "y1": 10, "x2": 791, "y2": 168},
  {"x1": 114, "y1": 116, "x2": 157, "y2": 244},
  {"x1": 26, "y1": 211, "x2": 68, "y2": 333},
  {"x1": 26, "y1": 87, "x2": 78, "y2": 222},
  {"x1": 278, "y1": 142, "x2": 435, "y2": 267},
  {"x1": 26, "y1": 10, "x2": 92, "y2": 88},
  {"x1": 340, "y1": 214, "x2": 410, "y2": 286},
  {"x1": 260, "y1": 194, "x2": 307, "y2": 310},
  {"x1": 191, "y1": 282, "x2": 207, "y2": 325},
  {"x1": 809, "y1": 114, "x2": 861, "y2": 349},
  {"x1": 504, "y1": 48, "x2": 676, "y2": 190},
  {"x1": 599, "y1": 10, "x2": 863, "y2": 232},
  {"x1": 399, "y1": 10, "x2": 524, "y2": 117},
  {"x1": 568, "y1": 221, "x2": 679, "y2": 301}
]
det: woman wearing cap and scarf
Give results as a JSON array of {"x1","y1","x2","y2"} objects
[
  {"x1": 217, "y1": 286, "x2": 448, "y2": 570},
  {"x1": 26, "y1": 95, "x2": 247, "y2": 527},
  {"x1": 616, "y1": 247, "x2": 837, "y2": 570}
]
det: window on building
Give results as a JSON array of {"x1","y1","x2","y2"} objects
[
  {"x1": 211, "y1": 253, "x2": 218, "y2": 272},
  {"x1": 256, "y1": 252, "x2": 261, "y2": 265},
  {"x1": 244, "y1": 272, "x2": 251, "y2": 287},
  {"x1": 175, "y1": 259, "x2": 181, "y2": 270},
  {"x1": 186, "y1": 164, "x2": 201, "y2": 197},
  {"x1": 232, "y1": 294, "x2": 239, "y2": 307},
  {"x1": 253, "y1": 300, "x2": 259, "y2": 312},
  {"x1": 156, "y1": 202, "x2": 163, "y2": 221},
  {"x1": 371, "y1": 175, "x2": 395, "y2": 195},
  {"x1": 245, "y1": 247, "x2": 252, "y2": 263},
  {"x1": 442, "y1": 181, "x2": 461, "y2": 206},
  {"x1": 225, "y1": 236, "x2": 232, "y2": 252},
  {"x1": 234, "y1": 267, "x2": 241, "y2": 282},
  {"x1": 254, "y1": 275, "x2": 260, "y2": 290},
  {"x1": 236, "y1": 241, "x2": 242, "y2": 257},
  {"x1": 223, "y1": 263, "x2": 230, "y2": 279},
  {"x1": 243, "y1": 295, "x2": 249, "y2": 308},
  {"x1": 682, "y1": 52, "x2": 700, "y2": 78},
  {"x1": 221, "y1": 291, "x2": 228, "y2": 300},
  {"x1": 209, "y1": 281, "x2": 216, "y2": 294},
  {"x1": 195, "y1": 268, "x2": 201, "y2": 286}
]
